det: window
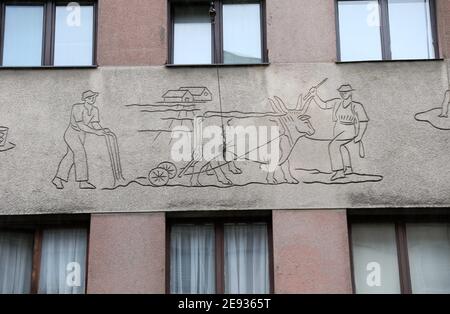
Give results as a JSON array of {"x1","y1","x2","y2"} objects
[
  {"x1": 168, "y1": 0, "x2": 267, "y2": 65},
  {"x1": 172, "y1": 3, "x2": 212, "y2": 65},
  {"x1": 2, "y1": 5, "x2": 44, "y2": 66},
  {"x1": 350, "y1": 217, "x2": 450, "y2": 294},
  {"x1": 54, "y1": 4, "x2": 94, "y2": 66},
  {"x1": 336, "y1": 0, "x2": 438, "y2": 61},
  {"x1": 0, "y1": 1, "x2": 97, "y2": 66},
  {"x1": 351, "y1": 223, "x2": 401, "y2": 293},
  {"x1": 0, "y1": 216, "x2": 89, "y2": 294},
  {"x1": 222, "y1": 1, "x2": 262, "y2": 64},
  {"x1": 168, "y1": 215, "x2": 273, "y2": 294}
]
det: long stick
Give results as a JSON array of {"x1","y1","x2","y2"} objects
[
  {"x1": 107, "y1": 132, "x2": 124, "y2": 180},
  {"x1": 104, "y1": 135, "x2": 119, "y2": 183},
  {"x1": 303, "y1": 78, "x2": 328, "y2": 101},
  {"x1": 178, "y1": 159, "x2": 196, "y2": 178}
]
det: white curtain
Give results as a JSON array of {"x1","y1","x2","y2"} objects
[
  {"x1": 224, "y1": 223, "x2": 269, "y2": 294},
  {"x1": 0, "y1": 232, "x2": 33, "y2": 294},
  {"x1": 38, "y1": 228, "x2": 87, "y2": 294},
  {"x1": 351, "y1": 224, "x2": 401, "y2": 294},
  {"x1": 407, "y1": 223, "x2": 450, "y2": 293},
  {"x1": 170, "y1": 224, "x2": 215, "y2": 294}
]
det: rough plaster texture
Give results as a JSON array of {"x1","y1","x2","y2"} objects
[
  {"x1": 97, "y1": 0, "x2": 167, "y2": 65},
  {"x1": 86, "y1": 213, "x2": 165, "y2": 294},
  {"x1": 0, "y1": 61, "x2": 450, "y2": 214},
  {"x1": 273, "y1": 210, "x2": 352, "y2": 293},
  {"x1": 266, "y1": 0, "x2": 337, "y2": 63}
]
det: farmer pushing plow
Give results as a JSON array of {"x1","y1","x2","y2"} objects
[{"x1": 52, "y1": 90, "x2": 125, "y2": 190}]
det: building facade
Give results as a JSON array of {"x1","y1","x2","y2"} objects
[{"x1": 0, "y1": 0, "x2": 449, "y2": 294}]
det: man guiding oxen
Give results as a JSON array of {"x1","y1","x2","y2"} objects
[{"x1": 309, "y1": 84, "x2": 369, "y2": 181}]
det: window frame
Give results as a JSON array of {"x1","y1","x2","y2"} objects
[
  {"x1": 348, "y1": 211, "x2": 450, "y2": 294},
  {"x1": 335, "y1": 0, "x2": 440, "y2": 62},
  {"x1": 166, "y1": 212, "x2": 274, "y2": 294},
  {"x1": 167, "y1": 0, "x2": 268, "y2": 66},
  {"x1": 0, "y1": 0, "x2": 98, "y2": 67},
  {"x1": 0, "y1": 214, "x2": 90, "y2": 294}
]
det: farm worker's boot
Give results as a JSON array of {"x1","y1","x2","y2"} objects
[
  {"x1": 79, "y1": 181, "x2": 96, "y2": 190},
  {"x1": 331, "y1": 170, "x2": 345, "y2": 181},
  {"x1": 52, "y1": 177, "x2": 64, "y2": 190}
]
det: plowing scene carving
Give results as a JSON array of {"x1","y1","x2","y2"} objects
[{"x1": 110, "y1": 79, "x2": 382, "y2": 190}]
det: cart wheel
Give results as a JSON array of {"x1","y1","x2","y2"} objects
[
  {"x1": 148, "y1": 168, "x2": 170, "y2": 186},
  {"x1": 157, "y1": 162, "x2": 178, "y2": 179}
]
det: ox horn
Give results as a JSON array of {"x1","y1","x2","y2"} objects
[
  {"x1": 269, "y1": 98, "x2": 284, "y2": 114},
  {"x1": 299, "y1": 94, "x2": 315, "y2": 115},
  {"x1": 296, "y1": 93, "x2": 304, "y2": 112},
  {"x1": 274, "y1": 96, "x2": 289, "y2": 113}
]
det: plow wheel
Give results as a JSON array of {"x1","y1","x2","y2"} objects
[
  {"x1": 157, "y1": 162, "x2": 178, "y2": 179},
  {"x1": 148, "y1": 168, "x2": 170, "y2": 187}
]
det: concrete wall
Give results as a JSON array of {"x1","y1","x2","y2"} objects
[
  {"x1": 97, "y1": 0, "x2": 167, "y2": 65},
  {"x1": 1, "y1": 2, "x2": 450, "y2": 216},
  {"x1": 97, "y1": 0, "x2": 450, "y2": 64},
  {"x1": 86, "y1": 213, "x2": 166, "y2": 293},
  {"x1": 273, "y1": 210, "x2": 352, "y2": 293},
  {"x1": 86, "y1": 210, "x2": 353, "y2": 294},
  {"x1": 97, "y1": 0, "x2": 337, "y2": 65},
  {"x1": 1, "y1": 62, "x2": 450, "y2": 214},
  {"x1": 1, "y1": 1, "x2": 449, "y2": 295},
  {"x1": 267, "y1": 0, "x2": 337, "y2": 63}
]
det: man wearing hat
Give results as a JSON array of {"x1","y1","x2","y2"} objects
[
  {"x1": 52, "y1": 90, "x2": 112, "y2": 189},
  {"x1": 309, "y1": 84, "x2": 369, "y2": 181}
]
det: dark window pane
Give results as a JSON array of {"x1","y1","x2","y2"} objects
[
  {"x1": 170, "y1": 224, "x2": 216, "y2": 294},
  {"x1": 223, "y1": 1, "x2": 262, "y2": 64},
  {"x1": 54, "y1": 5, "x2": 94, "y2": 66},
  {"x1": 388, "y1": 0, "x2": 435, "y2": 59},
  {"x1": 0, "y1": 232, "x2": 34, "y2": 294},
  {"x1": 3, "y1": 5, "x2": 44, "y2": 66},
  {"x1": 338, "y1": 0, "x2": 382, "y2": 61},
  {"x1": 351, "y1": 224, "x2": 401, "y2": 294},
  {"x1": 224, "y1": 223, "x2": 269, "y2": 294},
  {"x1": 173, "y1": 4, "x2": 212, "y2": 64},
  {"x1": 407, "y1": 223, "x2": 450, "y2": 293}
]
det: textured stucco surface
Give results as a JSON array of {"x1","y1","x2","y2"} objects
[
  {"x1": 97, "y1": 0, "x2": 167, "y2": 65},
  {"x1": 267, "y1": 0, "x2": 337, "y2": 63},
  {"x1": 86, "y1": 213, "x2": 165, "y2": 293},
  {"x1": 273, "y1": 210, "x2": 352, "y2": 293},
  {"x1": 0, "y1": 62, "x2": 449, "y2": 214}
]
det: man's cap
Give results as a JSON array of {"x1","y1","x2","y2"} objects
[
  {"x1": 337, "y1": 84, "x2": 355, "y2": 92},
  {"x1": 82, "y1": 90, "x2": 99, "y2": 100}
]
